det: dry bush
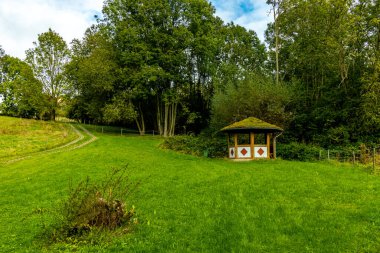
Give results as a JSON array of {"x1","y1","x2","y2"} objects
[{"x1": 50, "y1": 165, "x2": 139, "y2": 242}]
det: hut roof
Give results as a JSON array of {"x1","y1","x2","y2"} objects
[{"x1": 221, "y1": 117, "x2": 283, "y2": 132}]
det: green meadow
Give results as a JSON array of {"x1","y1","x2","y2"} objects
[
  {"x1": 0, "y1": 117, "x2": 380, "y2": 252},
  {"x1": 0, "y1": 116, "x2": 77, "y2": 160}
]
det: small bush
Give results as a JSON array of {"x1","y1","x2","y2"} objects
[
  {"x1": 46, "y1": 165, "x2": 139, "y2": 244},
  {"x1": 277, "y1": 142, "x2": 321, "y2": 161},
  {"x1": 161, "y1": 135, "x2": 227, "y2": 158}
]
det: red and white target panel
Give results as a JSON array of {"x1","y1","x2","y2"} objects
[{"x1": 254, "y1": 146, "x2": 268, "y2": 158}]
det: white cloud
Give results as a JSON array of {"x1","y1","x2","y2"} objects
[
  {"x1": 210, "y1": 0, "x2": 273, "y2": 42},
  {"x1": 0, "y1": 0, "x2": 103, "y2": 59}
]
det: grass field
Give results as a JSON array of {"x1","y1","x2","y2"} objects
[
  {"x1": 0, "y1": 116, "x2": 77, "y2": 160},
  {"x1": 0, "y1": 117, "x2": 380, "y2": 252}
]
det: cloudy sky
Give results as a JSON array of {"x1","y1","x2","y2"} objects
[{"x1": 0, "y1": 0, "x2": 272, "y2": 59}]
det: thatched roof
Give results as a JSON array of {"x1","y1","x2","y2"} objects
[{"x1": 221, "y1": 117, "x2": 283, "y2": 132}]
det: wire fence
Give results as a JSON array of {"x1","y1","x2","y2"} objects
[
  {"x1": 79, "y1": 123, "x2": 157, "y2": 136},
  {"x1": 318, "y1": 146, "x2": 380, "y2": 175}
]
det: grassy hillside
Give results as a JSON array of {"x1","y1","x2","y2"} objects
[
  {"x1": 0, "y1": 116, "x2": 77, "y2": 160},
  {"x1": 0, "y1": 127, "x2": 379, "y2": 252}
]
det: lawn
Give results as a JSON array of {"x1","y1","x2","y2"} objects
[
  {"x1": 0, "y1": 116, "x2": 77, "y2": 160},
  {"x1": 0, "y1": 120, "x2": 379, "y2": 252}
]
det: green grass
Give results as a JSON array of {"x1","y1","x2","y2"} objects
[
  {"x1": 0, "y1": 120, "x2": 380, "y2": 252},
  {"x1": 0, "y1": 116, "x2": 77, "y2": 159}
]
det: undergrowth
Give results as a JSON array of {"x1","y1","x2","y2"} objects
[
  {"x1": 160, "y1": 135, "x2": 227, "y2": 158},
  {"x1": 36, "y1": 165, "x2": 139, "y2": 246}
]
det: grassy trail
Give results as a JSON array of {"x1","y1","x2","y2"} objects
[
  {"x1": 1, "y1": 124, "x2": 97, "y2": 165},
  {"x1": 0, "y1": 125, "x2": 379, "y2": 252}
]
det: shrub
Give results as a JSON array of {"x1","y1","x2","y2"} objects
[
  {"x1": 45, "y1": 165, "x2": 139, "y2": 244},
  {"x1": 161, "y1": 135, "x2": 227, "y2": 158},
  {"x1": 277, "y1": 142, "x2": 321, "y2": 161}
]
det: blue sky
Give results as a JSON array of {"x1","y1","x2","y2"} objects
[
  {"x1": 0, "y1": 0, "x2": 272, "y2": 59},
  {"x1": 210, "y1": 0, "x2": 272, "y2": 40}
]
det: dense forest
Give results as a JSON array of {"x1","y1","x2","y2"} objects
[{"x1": 0, "y1": 0, "x2": 379, "y2": 147}]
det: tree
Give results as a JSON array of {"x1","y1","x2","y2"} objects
[
  {"x1": 25, "y1": 28, "x2": 70, "y2": 120},
  {"x1": 216, "y1": 23, "x2": 267, "y2": 91},
  {"x1": 211, "y1": 73, "x2": 292, "y2": 131},
  {"x1": 266, "y1": 0, "x2": 283, "y2": 85},
  {"x1": 101, "y1": 0, "x2": 224, "y2": 136},
  {"x1": 0, "y1": 55, "x2": 45, "y2": 117},
  {"x1": 265, "y1": 0, "x2": 380, "y2": 145},
  {"x1": 0, "y1": 45, "x2": 4, "y2": 58},
  {"x1": 66, "y1": 26, "x2": 118, "y2": 124}
]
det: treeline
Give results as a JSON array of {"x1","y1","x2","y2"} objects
[{"x1": 0, "y1": 0, "x2": 379, "y2": 147}]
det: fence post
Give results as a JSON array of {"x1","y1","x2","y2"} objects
[
  {"x1": 102, "y1": 127, "x2": 104, "y2": 133},
  {"x1": 121, "y1": 129, "x2": 123, "y2": 136},
  {"x1": 153, "y1": 130, "x2": 155, "y2": 136},
  {"x1": 319, "y1": 150, "x2": 322, "y2": 160},
  {"x1": 328, "y1": 150, "x2": 330, "y2": 160},
  {"x1": 353, "y1": 151, "x2": 355, "y2": 164}
]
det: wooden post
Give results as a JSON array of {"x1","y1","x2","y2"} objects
[
  {"x1": 234, "y1": 134, "x2": 238, "y2": 159},
  {"x1": 250, "y1": 132, "x2": 255, "y2": 159},
  {"x1": 267, "y1": 134, "x2": 270, "y2": 159},
  {"x1": 273, "y1": 135, "x2": 277, "y2": 159}
]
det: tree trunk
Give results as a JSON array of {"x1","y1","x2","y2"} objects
[
  {"x1": 163, "y1": 103, "x2": 169, "y2": 137},
  {"x1": 273, "y1": 1, "x2": 280, "y2": 86},
  {"x1": 135, "y1": 106, "x2": 145, "y2": 135},
  {"x1": 157, "y1": 98, "x2": 163, "y2": 136}
]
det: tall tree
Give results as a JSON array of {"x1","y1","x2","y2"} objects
[
  {"x1": 265, "y1": 0, "x2": 380, "y2": 145},
  {"x1": 102, "y1": 0, "x2": 223, "y2": 136},
  {"x1": 0, "y1": 55, "x2": 45, "y2": 118},
  {"x1": 266, "y1": 0, "x2": 283, "y2": 85},
  {"x1": 25, "y1": 28, "x2": 70, "y2": 120},
  {"x1": 216, "y1": 23, "x2": 266, "y2": 91},
  {"x1": 66, "y1": 26, "x2": 118, "y2": 124}
]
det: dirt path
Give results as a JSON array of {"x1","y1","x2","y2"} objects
[{"x1": 2, "y1": 124, "x2": 98, "y2": 165}]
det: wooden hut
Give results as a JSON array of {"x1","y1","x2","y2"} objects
[{"x1": 221, "y1": 117, "x2": 283, "y2": 160}]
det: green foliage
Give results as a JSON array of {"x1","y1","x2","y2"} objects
[
  {"x1": 211, "y1": 73, "x2": 292, "y2": 131},
  {"x1": 0, "y1": 55, "x2": 46, "y2": 118},
  {"x1": 161, "y1": 134, "x2": 227, "y2": 158},
  {"x1": 265, "y1": 0, "x2": 380, "y2": 145},
  {"x1": 46, "y1": 166, "x2": 138, "y2": 244},
  {"x1": 65, "y1": 26, "x2": 117, "y2": 123},
  {"x1": 25, "y1": 28, "x2": 70, "y2": 120},
  {"x1": 215, "y1": 23, "x2": 267, "y2": 89},
  {"x1": 277, "y1": 142, "x2": 321, "y2": 161}
]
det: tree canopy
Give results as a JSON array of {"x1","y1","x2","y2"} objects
[{"x1": 25, "y1": 28, "x2": 71, "y2": 120}]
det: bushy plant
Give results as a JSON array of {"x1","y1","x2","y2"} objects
[
  {"x1": 277, "y1": 142, "x2": 321, "y2": 161},
  {"x1": 46, "y1": 165, "x2": 139, "y2": 244},
  {"x1": 161, "y1": 135, "x2": 227, "y2": 158}
]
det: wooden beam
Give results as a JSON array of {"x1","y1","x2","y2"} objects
[
  {"x1": 266, "y1": 133, "x2": 270, "y2": 159},
  {"x1": 234, "y1": 133, "x2": 238, "y2": 159},
  {"x1": 250, "y1": 132, "x2": 255, "y2": 159}
]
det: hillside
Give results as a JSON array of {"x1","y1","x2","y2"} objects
[
  {"x1": 0, "y1": 116, "x2": 77, "y2": 160},
  {"x1": 0, "y1": 127, "x2": 379, "y2": 252}
]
